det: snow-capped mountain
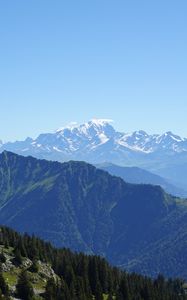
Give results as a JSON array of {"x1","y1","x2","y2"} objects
[
  {"x1": 118, "y1": 130, "x2": 187, "y2": 154},
  {"x1": 1, "y1": 119, "x2": 187, "y2": 189},
  {"x1": 1, "y1": 119, "x2": 187, "y2": 159}
]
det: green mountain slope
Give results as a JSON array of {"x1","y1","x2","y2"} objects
[
  {"x1": 0, "y1": 226, "x2": 186, "y2": 300},
  {"x1": 0, "y1": 151, "x2": 187, "y2": 279}
]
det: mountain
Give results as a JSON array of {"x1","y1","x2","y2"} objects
[
  {"x1": 0, "y1": 226, "x2": 185, "y2": 300},
  {"x1": 1, "y1": 119, "x2": 187, "y2": 191},
  {"x1": 0, "y1": 151, "x2": 187, "y2": 279},
  {"x1": 2, "y1": 119, "x2": 187, "y2": 159},
  {"x1": 97, "y1": 163, "x2": 187, "y2": 197}
]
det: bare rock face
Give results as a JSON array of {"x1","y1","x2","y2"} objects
[{"x1": 37, "y1": 260, "x2": 56, "y2": 279}]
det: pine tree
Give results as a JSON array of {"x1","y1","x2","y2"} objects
[
  {"x1": 0, "y1": 272, "x2": 9, "y2": 296},
  {"x1": 0, "y1": 251, "x2": 6, "y2": 264},
  {"x1": 119, "y1": 276, "x2": 131, "y2": 300},
  {"x1": 107, "y1": 292, "x2": 113, "y2": 300},
  {"x1": 16, "y1": 270, "x2": 34, "y2": 300},
  {"x1": 28, "y1": 259, "x2": 39, "y2": 273},
  {"x1": 4, "y1": 241, "x2": 9, "y2": 249},
  {"x1": 89, "y1": 257, "x2": 100, "y2": 295},
  {"x1": 95, "y1": 281, "x2": 103, "y2": 300},
  {"x1": 75, "y1": 276, "x2": 87, "y2": 300},
  {"x1": 13, "y1": 248, "x2": 22, "y2": 265},
  {"x1": 17, "y1": 238, "x2": 27, "y2": 257},
  {"x1": 44, "y1": 277, "x2": 56, "y2": 300},
  {"x1": 27, "y1": 237, "x2": 39, "y2": 260},
  {"x1": 116, "y1": 290, "x2": 123, "y2": 300},
  {"x1": 60, "y1": 278, "x2": 72, "y2": 300}
]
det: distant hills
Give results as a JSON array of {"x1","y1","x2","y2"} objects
[
  {"x1": 97, "y1": 163, "x2": 187, "y2": 197},
  {"x1": 1, "y1": 119, "x2": 187, "y2": 191},
  {"x1": 0, "y1": 151, "x2": 187, "y2": 279}
]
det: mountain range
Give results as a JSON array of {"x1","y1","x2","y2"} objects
[
  {"x1": 1, "y1": 119, "x2": 187, "y2": 191},
  {"x1": 0, "y1": 151, "x2": 187, "y2": 279},
  {"x1": 97, "y1": 163, "x2": 187, "y2": 197}
]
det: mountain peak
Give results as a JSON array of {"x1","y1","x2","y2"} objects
[
  {"x1": 89, "y1": 118, "x2": 114, "y2": 126},
  {"x1": 0, "y1": 150, "x2": 13, "y2": 158},
  {"x1": 54, "y1": 119, "x2": 116, "y2": 148},
  {"x1": 56, "y1": 118, "x2": 114, "y2": 133},
  {"x1": 156, "y1": 131, "x2": 184, "y2": 143}
]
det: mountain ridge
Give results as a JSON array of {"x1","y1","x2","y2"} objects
[
  {"x1": 97, "y1": 162, "x2": 187, "y2": 197},
  {"x1": 1, "y1": 119, "x2": 187, "y2": 190},
  {"x1": 0, "y1": 151, "x2": 187, "y2": 279}
]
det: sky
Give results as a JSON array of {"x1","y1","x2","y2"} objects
[{"x1": 0, "y1": 0, "x2": 187, "y2": 142}]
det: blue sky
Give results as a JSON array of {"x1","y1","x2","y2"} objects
[{"x1": 0, "y1": 0, "x2": 187, "y2": 141}]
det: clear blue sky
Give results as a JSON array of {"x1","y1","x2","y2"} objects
[{"x1": 0, "y1": 0, "x2": 187, "y2": 141}]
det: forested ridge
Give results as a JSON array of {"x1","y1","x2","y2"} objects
[{"x1": 0, "y1": 226, "x2": 186, "y2": 300}]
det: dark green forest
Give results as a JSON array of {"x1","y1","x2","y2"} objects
[{"x1": 0, "y1": 226, "x2": 186, "y2": 300}]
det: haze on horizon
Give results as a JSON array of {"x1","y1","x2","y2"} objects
[{"x1": 0, "y1": 0, "x2": 187, "y2": 141}]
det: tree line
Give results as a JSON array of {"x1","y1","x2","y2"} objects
[{"x1": 0, "y1": 226, "x2": 186, "y2": 300}]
